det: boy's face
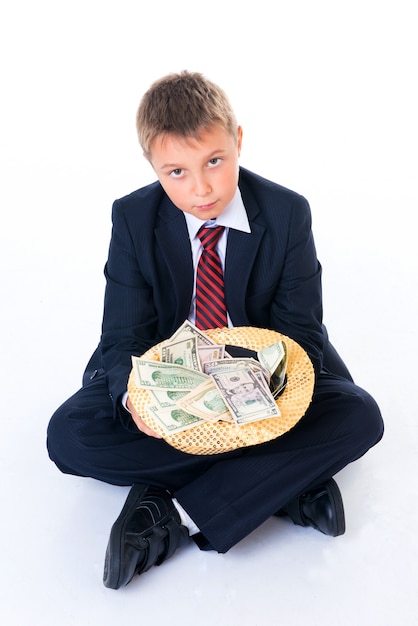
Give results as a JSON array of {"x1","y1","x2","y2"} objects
[{"x1": 147, "y1": 125, "x2": 243, "y2": 221}]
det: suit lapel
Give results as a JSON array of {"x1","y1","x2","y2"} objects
[
  {"x1": 154, "y1": 195, "x2": 194, "y2": 328},
  {"x1": 225, "y1": 178, "x2": 266, "y2": 325}
]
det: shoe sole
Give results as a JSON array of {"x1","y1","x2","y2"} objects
[{"x1": 103, "y1": 484, "x2": 149, "y2": 589}]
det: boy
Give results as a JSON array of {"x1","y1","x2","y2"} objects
[{"x1": 47, "y1": 71, "x2": 383, "y2": 590}]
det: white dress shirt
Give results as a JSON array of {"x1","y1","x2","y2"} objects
[{"x1": 184, "y1": 187, "x2": 251, "y2": 326}]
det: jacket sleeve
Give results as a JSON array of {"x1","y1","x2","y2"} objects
[
  {"x1": 268, "y1": 194, "x2": 324, "y2": 376},
  {"x1": 99, "y1": 199, "x2": 161, "y2": 418}
]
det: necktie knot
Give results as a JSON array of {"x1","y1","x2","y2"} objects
[{"x1": 197, "y1": 225, "x2": 225, "y2": 251}]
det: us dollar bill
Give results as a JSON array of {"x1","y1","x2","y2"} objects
[
  {"x1": 197, "y1": 344, "x2": 225, "y2": 366},
  {"x1": 148, "y1": 389, "x2": 190, "y2": 409},
  {"x1": 169, "y1": 319, "x2": 218, "y2": 346},
  {"x1": 257, "y1": 340, "x2": 288, "y2": 398},
  {"x1": 176, "y1": 379, "x2": 233, "y2": 422},
  {"x1": 211, "y1": 366, "x2": 281, "y2": 425},
  {"x1": 203, "y1": 357, "x2": 270, "y2": 384},
  {"x1": 132, "y1": 356, "x2": 209, "y2": 391},
  {"x1": 160, "y1": 336, "x2": 202, "y2": 371},
  {"x1": 146, "y1": 404, "x2": 206, "y2": 434}
]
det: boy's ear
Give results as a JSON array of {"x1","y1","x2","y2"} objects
[{"x1": 237, "y1": 126, "x2": 243, "y2": 155}]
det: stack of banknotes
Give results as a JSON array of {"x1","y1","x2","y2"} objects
[{"x1": 131, "y1": 321, "x2": 288, "y2": 435}]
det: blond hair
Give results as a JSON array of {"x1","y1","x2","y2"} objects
[{"x1": 136, "y1": 71, "x2": 238, "y2": 157}]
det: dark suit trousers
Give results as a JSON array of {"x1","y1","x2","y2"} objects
[{"x1": 47, "y1": 368, "x2": 383, "y2": 553}]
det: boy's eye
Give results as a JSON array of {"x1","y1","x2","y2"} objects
[
  {"x1": 208, "y1": 157, "x2": 221, "y2": 167},
  {"x1": 170, "y1": 168, "x2": 184, "y2": 178}
]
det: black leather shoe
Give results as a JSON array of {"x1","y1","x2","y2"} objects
[
  {"x1": 277, "y1": 478, "x2": 345, "y2": 537},
  {"x1": 103, "y1": 484, "x2": 189, "y2": 589}
]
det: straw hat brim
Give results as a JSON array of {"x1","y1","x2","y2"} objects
[{"x1": 127, "y1": 326, "x2": 314, "y2": 455}]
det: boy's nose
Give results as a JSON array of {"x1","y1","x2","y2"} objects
[{"x1": 194, "y1": 175, "x2": 211, "y2": 196}]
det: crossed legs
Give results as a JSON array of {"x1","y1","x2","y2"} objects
[{"x1": 47, "y1": 371, "x2": 383, "y2": 553}]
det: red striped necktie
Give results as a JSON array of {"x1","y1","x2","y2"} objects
[{"x1": 195, "y1": 225, "x2": 228, "y2": 330}]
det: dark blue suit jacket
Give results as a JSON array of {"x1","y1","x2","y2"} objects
[{"x1": 86, "y1": 167, "x2": 342, "y2": 418}]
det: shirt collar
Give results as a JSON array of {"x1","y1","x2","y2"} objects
[{"x1": 184, "y1": 187, "x2": 251, "y2": 239}]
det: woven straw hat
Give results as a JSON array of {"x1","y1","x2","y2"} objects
[{"x1": 127, "y1": 327, "x2": 314, "y2": 455}]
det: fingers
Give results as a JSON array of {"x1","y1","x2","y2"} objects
[
  {"x1": 136, "y1": 416, "x2": 162, "y2": 439},
  {"x1": 126, "y1": 396, "x2": 162, "y2": 439}
]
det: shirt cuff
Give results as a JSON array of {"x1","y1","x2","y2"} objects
[{"x1": 121, "y1": 390, "x2": 130, "y2": 412}]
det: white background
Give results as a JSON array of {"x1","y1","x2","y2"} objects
[{"x1": 1, "y1": 1, "x2": 417, "y2": 624}]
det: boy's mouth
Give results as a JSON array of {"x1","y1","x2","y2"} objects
[{"x1": 195, "y1": 200, "x2": 218, "y2": 211}]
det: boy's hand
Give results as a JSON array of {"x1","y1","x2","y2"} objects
[{"x1": 126, "y1": 396, "x2": 162, "y2": 439}]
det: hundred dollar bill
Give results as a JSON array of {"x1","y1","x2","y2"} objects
[
  {"x1": 148, "y1": 389, "x2": 190, "y2": 409},
  {"x1": 160, "y1": 336, "x2": 202, "y2": 371},
  {"x1": 257, "y1": 340, "x2": 288, "y2": 398},
  {"x1": 177, "y1": 379, "x2": 233, "y2": 422},
  {"x1": 132, "y1": 356, "x2": 209, "y2": 391},
  {"x1": 146, "y1": 404, "x2": 206, "y2": 434},
  {"x1": 211, "y1": 366, "x2": 281, "y2": 425},
  {"x1": 169, "y1": 319, "x2": 217, "y2": 346}
]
